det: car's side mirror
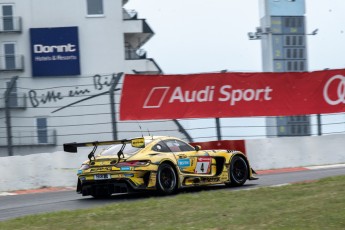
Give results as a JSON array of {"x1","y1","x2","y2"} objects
[{"x1": 194, "y1": 145, "x2": 201, "y2": 151}]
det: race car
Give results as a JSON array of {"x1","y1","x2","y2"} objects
[{"x1": 64, "y1": 136, "x2": 258, "y2": 198}]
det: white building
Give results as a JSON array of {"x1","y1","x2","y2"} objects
[{"x1": 0, "y1": 0, "x2": 187, "y2": 156}]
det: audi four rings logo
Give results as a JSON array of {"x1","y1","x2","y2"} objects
[{"x1": 323, "y1": 75, "x2": 345, "y2": 105}]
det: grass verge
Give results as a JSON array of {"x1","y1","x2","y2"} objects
[{"x1": 1, "y1": 176, "x2": 345, "y2": 230}]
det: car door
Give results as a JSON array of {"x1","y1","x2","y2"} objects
[{"x1": 163, "y1": 139, "x2": 212, "y2": 175}]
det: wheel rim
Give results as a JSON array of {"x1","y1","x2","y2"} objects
[
  {"x1": 232, "y1": 159, "x2": 247, "y2": 182},
  {"x1": 159, "y1": 167, "x2": 175, "y2": 191}
]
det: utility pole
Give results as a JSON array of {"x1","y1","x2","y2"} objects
[
  {"x1": 109, "y1": 73, "x2": 123, "y2": 140},
  {"x1": 5, "y1": 76, "x2": 18, "y2": 156}
]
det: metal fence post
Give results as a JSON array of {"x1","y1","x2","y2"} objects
[
  {"x1": 5, "y1": 76, "x2": 18, "y2": 156},
  {"x1": 317, "y1": 114, "x2": 322, "y2": 136},
  {"x1": 215, "y1": 118, "x2": 222, "y2": 141},
  {"x1": 109, "y1": 73, "x2": 123, "y2": 140},
  {"x1": 173, "y1": 119, "x2": 193, "y2": 142}
]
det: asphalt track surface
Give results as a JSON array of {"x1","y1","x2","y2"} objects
[{"x1": 1, "y1": 167, "x2": 345, "y2": 221}]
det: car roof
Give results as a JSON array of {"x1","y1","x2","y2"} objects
[{"x1": 142, "y1": 136, "x2": 176, "y2": 141}]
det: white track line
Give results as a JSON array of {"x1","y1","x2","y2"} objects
[
  {"x1": 306, "y1": 163, "x2": 345, "y2": 170},
  {"x1": 0, "y1": 192, "x2": 16, "y2": 196}
]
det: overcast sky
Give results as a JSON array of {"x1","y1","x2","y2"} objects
[
  {"x1": 125, "y1": 0, "x2": 345, "y2": 140},
  {"x1": 126, "y1": 0, "x2": 345, "y2": 74}
]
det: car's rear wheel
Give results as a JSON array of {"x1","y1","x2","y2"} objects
[
  {"x1": 227, "y1": 155, "x2": 248, "y2": 186},
  {"x1": 156, "y1": 163, "x2": 177, "y2": 195}
]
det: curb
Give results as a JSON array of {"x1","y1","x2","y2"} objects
[
  {"x1": 0, "y1": 187, "x2": 75, "y2": 197},
  {"x1": 256, "y1": 167, "x2": 308, "y2": 175},
  {"x1": 257, "y1": 163, "x2": 345, "y2": 175}
]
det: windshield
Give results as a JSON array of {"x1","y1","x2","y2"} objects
[{"x1": 100, "y1": 144, "x2": 141, "y2": 156}]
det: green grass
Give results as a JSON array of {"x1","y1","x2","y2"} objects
[{"x1": 1, "y1": 176, "x2": 345, "y2": 230}]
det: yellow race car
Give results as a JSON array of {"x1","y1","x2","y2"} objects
[{"x1": 64, "y1": 136, "x2": 258, "y2": 198}]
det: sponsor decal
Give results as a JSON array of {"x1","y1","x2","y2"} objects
[
  {"x1": 124, "y1": 174, "x2": 134, "y2": 177},
  {"x1": 90, "y1": 167, "x2": 111, "y2": 172},
  {"x1": 195, "y1": 157, "x2": 211, "y2": 174},
  {"x1": 120, "y1": 166, "x2": 131, "y2": 171},
  {"x1": 144, "y1": 87, "x2": 170, "y2": 108},
  {"x1": 198, "y1": 157, "x2": 212, "y2": 161},
  {"x1": 323, "y1": 75, "x2": 345, "y2": 105},
  {"x1": 178, "y1": 159, "x2": 191, "y2": 168},
  {"x1": 167, "y1": 85, "x2": 272, "y2": 106},
  {"x1": 30, "y1": 26, "x2": 80, "y2": 77},
  {"x1": 131, "y1": 138, "x2": 145, "y2": 148},
  {"x1": 142, "y1": 85, "x2": 272, "y2": 108},
  {"x1": 201, "y1": 177, "x2": 220, "y2": 183},
  {"x1": 33, "y1": 44, "x2": 76, "y2": 54}
]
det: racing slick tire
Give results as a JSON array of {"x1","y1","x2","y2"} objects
[
  {"x1": 156, "y1": 163, "x2": 177, "y2": 195},
  {"x1": 227, "y1": 155, "x2": 248, "y2": 187}
]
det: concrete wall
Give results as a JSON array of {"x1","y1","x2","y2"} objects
[
  {"x1": 1, "y1": 134, "x2": 345, "y2": 192},
  {"x1": 246, "y1": 134, "x2": 345, "y2": 170},
  {"x1": 0, "y1": 151, "x2": 86, "y2": 191}
]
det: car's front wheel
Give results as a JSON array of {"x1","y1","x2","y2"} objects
[
  {"x1": 227, "y1": 155, "x2": 248, "y2": 186},
  {"x1": 156, "y1": 163, "x2": 177, "y2": 195}
]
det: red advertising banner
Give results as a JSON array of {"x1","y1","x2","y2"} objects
[
  {"x1": 190, "y1": 140, "x2": 246, "y2": 155},
  {"x1": 119, "y1": 69, "x2": 345, "y2": 120}
]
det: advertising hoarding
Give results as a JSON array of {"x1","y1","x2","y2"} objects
[
  {"x1": 30, "y1": 26, "x2": 80, "y2": 77},
  {"x1": 120, "y1": 69, "x2": 345, "y2": 120}
]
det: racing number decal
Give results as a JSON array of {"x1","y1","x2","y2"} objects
[{"x1": 195, "y1": 157, "x2": 211, "y2": 174}]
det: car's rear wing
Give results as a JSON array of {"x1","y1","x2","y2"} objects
[{"x1": 63, "y1": 137, "x2": 145, "y2": 153}]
